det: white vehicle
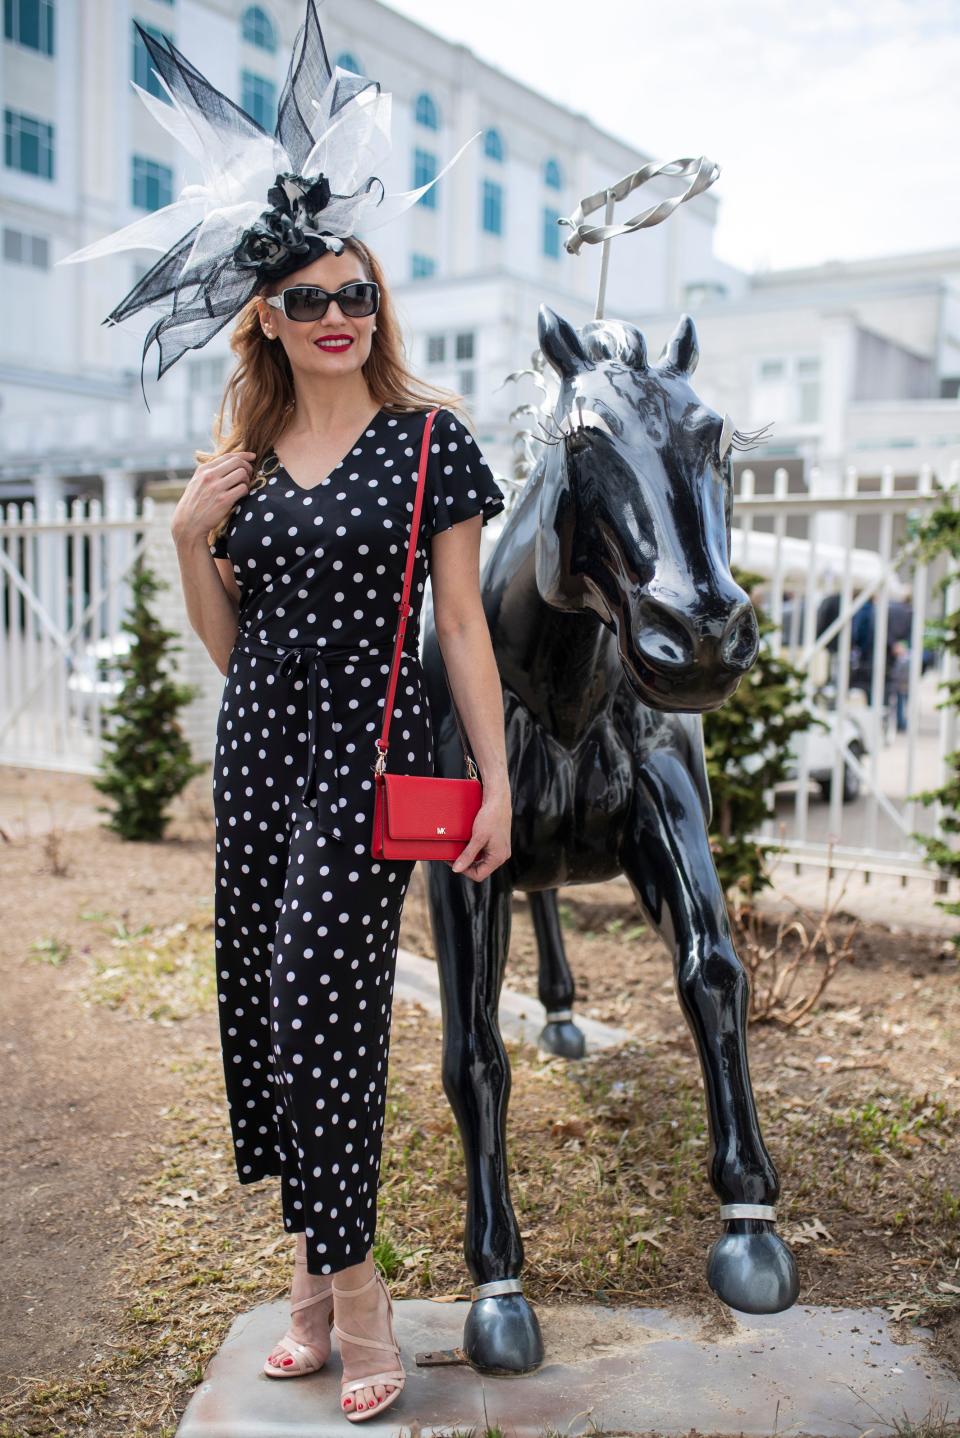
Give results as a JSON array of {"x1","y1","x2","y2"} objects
[
  {"x1": 782, "y1": 707, "x2": 868, "y2": 804},
  {"x1": 65, "y1": 634, "x2": 132, "y2": 701}
]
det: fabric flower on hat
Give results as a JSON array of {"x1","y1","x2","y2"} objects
[{"x1": 56, "y1": 0, "x2": 478, "y2": 408}]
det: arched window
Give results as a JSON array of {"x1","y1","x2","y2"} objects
[
  {"x1": 413, "y1": 92, "x2": 439, "y2": 130},
  {"x1": 240, "y1": 5, "x2": 276, "y2": 52},
  {"x1": 483, "y1": 127, "x2": 504, "y2": 162},
  {"x1": 334, "y1": 50, "x2": 362, "y2": 74},
  {"x1": 414, "y1": 92, "x2": 439, "y2": 129},
  {"x1": 544, "y1": 157, "x2": 562, "y2": 190}
]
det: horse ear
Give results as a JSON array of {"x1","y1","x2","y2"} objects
[
  {"x1": 619, "y1": 324, "x2": 648, "y2": 369},
  {"x1": 657, "y1": 313, "x2": 699, "y2": 375},
  {"x1": 538, "y1": 303, "x2": 588, "y2": 380}
]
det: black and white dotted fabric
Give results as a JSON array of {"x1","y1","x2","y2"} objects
[{"x1": 209, "y1": 406, "x2": 504, "y2": 1275}]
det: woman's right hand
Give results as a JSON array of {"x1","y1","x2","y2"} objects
[{"x1": 171, "y1": 451, "x2": 257, "y2": 548}]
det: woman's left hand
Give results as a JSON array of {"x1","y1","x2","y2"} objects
[{"x1": 449, "y1": 784, "x2": 512, "y2": 882}]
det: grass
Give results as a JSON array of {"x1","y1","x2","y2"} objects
[
  {"x1": 78, "y1": 909, "x2": 216, "y2": 1022},
  {"x1": 6, "y1": 898, "x2": 960, "y2": 1434}
]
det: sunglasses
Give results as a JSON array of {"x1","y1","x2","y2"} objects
[{"x1": 264, "y1": 281, "x2": 380, "y2": 323}]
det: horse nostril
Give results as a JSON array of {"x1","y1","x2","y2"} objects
[
  {"x1": 721, "y1": 603, "x2": 760, "y2": 672},
  {"x1": 635, "y1": 599, "x2": 695, "y2": 672}
]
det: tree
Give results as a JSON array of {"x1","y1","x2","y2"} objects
[
  {"x1": 93, "y1": 561, "x2": 205, "y2": 841},
  {"x1": 702, "y1": 569, "x2": 815, "y2": 896}
]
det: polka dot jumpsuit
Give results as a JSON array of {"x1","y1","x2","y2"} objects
[{"x1": 209, "y1": 405, "x2": 505, "y2": 1276}]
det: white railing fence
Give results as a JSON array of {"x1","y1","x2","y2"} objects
[
  {"x1": 734, "y1": 459, "x2": 958, "y2": 883},
  {"x1": 0, "y1": 496, "x2": 155, "y2": 772},
  {"x1": 4, "y1": 466, "x2": 960, "y2": 889}
]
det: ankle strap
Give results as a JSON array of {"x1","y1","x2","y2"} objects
[{"x1": 332, "y1": 1268, "x2": 379, "y2": 1298}]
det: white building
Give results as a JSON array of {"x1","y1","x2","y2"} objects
[
  {"x1": 635, "y1": 247, "x2": 960, "y2": 516},
  {"x1": 0, "y1": 0, "x2": 732, "y2": 510}
]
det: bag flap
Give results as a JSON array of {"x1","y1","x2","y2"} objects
[{"x1": 383, "y1": 772, "x2": 481, "y2": 842}]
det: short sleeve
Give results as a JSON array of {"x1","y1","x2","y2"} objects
[
  {"x1": 209, "y1": 518, "x2": 233, "y2": 558},
  {"x1": 426, "y1": 408, "x2": 506, "y2": 536}
]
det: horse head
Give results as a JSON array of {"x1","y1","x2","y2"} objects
[{"x1": 535, "y1": 303, "x2": 759, "y2": 712}]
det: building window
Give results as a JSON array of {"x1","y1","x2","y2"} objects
[
  {"x1": 191, "y1": 355, "x2": 227, "y2": 390},
  {"x1": 483, "y1": 127, "x2": 503, "y2": 162},
  {"x1": 414, "y1": 92, "x2": 439, "y2": 129},
  {"x1": 482, "y1": 178, "x2": 502, "y2": 235},
  {"x1": 455, "y1": 331, "x2": 474, "y2": 361},
  {"x1": 4, "y1": 108, "x2": 54, "y2": 178},
  {"x1": 542, "y1": 206, "x2": 562, "y2": 258},
  {"x1": 753, "y1": 355, "x2": 820, "y2": 427},
  {"x1": 241, "y1": 70, "x2": 276, "y2": 130},
  {"x1": 334, "y1": 50, "x2": 362, "y2": 73},
  {"x1": 241, "y1": 5, "x2": 276, "y2": 51},
  {"x1": 544, "y1": 157, "x2": 562, "y2": 189},
  {"x1": 427, "y1": 334, "x2": 445, "y2": 364},
  {"x1": 797, "y1": 357, "x2": 821, "y2": 423},
  {"x1": 133, "y1": 23, "x2": 174, "y2": 103},
  {"x1": 458, "y1": 369, "x2": 475, "y2": 398},
  {"x1": 411, "y1": 253, "x2": 436, "y2": 279},
  {"x1": 3, "y1": 226, "x2": 49, "y2": 267},
  {"x1": 132, "y1": 154, "x2": 173, "y2": 211},
  {"x1": 4, "y1": 0, "x2": 54, "y2": 55},
  {"x1": 413, "y1": 147, "x2": 437, "y2": 207}
]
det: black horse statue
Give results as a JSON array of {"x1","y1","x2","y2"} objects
[{"x1": 420, "y1": 304, "x2": 800, "y2": 1376}]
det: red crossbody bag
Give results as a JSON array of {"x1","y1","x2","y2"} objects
[{"x1": 370, "y1": 408, "x2": 484, "y2": 861}]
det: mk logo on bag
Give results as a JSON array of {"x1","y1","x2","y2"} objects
[{"x1": 437, "y1": 825, "x2": 445, "y2": 834}]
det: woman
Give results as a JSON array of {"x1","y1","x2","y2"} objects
[
  {"x1": 170, "y1": 233, "x2": 512, "y2": 1421},
  {"x1": 58, "y1": 4, "x2": 509, "y2": 1417}
]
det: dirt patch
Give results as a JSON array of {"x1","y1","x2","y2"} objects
[{"x1": 0, "y1": 804, "x2": 218, "y2": 1386}]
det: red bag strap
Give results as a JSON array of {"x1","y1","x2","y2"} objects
[{"x1": 374, "y1": 410, "x2": 477, "y2": 780}]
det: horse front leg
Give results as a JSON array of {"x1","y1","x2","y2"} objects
[
  {"x1": 622, "y1": 746, "x2": 799, "y2": 1314},
  {"x1": 424, "y1": 856, "x2": 544, "y2": 1374},
  {"x1": 530, "y1": 889, "x2": 585, "y2": 1058}
]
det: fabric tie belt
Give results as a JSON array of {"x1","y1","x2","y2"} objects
[{"x1": 234, "y1": 633, "x2": 421, "y2": 842}]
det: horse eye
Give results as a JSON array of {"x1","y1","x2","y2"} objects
[
  {"x1": 718, "y1": 412, "x2": 735, "y2": 460},
  {"x1": 558, "y1": 406, "x2": 616, "y2": 440}
]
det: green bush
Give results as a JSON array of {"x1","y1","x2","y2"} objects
[
  {"x1": 702, "y1": 569, "x2": 814, "y2": 896},
  {"x1": 93, "y1": 561, "x2": 205, "y2": 841},
  {"x1": 905, "y1": 488, "x2": 960, "y2": 930}
]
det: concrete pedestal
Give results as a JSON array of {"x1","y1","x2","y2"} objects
[{"x1": 176, "y1": 1297, "x2": 960, "y2": 1436}]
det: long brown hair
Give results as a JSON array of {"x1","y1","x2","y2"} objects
[{"x1": 201, "y1": 235, "x2": 469, "y2": 549}]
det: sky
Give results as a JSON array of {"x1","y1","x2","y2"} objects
[{"x1": 382, "y1": 0, "x2": 960, "y2": 275}]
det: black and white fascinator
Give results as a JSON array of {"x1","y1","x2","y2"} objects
[{"x1": 58, "y1": 0, "x2": 478, "y2": 407}]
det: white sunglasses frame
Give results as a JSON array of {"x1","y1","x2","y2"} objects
[{"x1": 264, "y1": 281, "x2": 380, "y2": 322}]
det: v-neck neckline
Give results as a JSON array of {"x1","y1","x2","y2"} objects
[{"x1": 270, "y1": 405, "x2": 384, "y2": 492}]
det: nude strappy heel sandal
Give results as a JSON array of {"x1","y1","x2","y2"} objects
[
  {"x1": 332, "y1": 1267, "x2": 406, "y2": 1421},
  {"x1": 263, "y1": 1253, "x2": 334, "y2": 1379}
]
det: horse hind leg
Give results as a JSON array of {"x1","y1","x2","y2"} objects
[{"x1": 530, "y1": 888, "x2": 586, "y2": 1058}]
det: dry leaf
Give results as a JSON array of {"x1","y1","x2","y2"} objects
[
  {"x1": 626, "y1": 1229, "x2": 664, "y2": 1250},
  {"x1": 551, "y1": 1118, "x2": 586, "y2": 1140},
  {"x1": 783, "y1": 1217, "x2": 832, "y2": 1246}
]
